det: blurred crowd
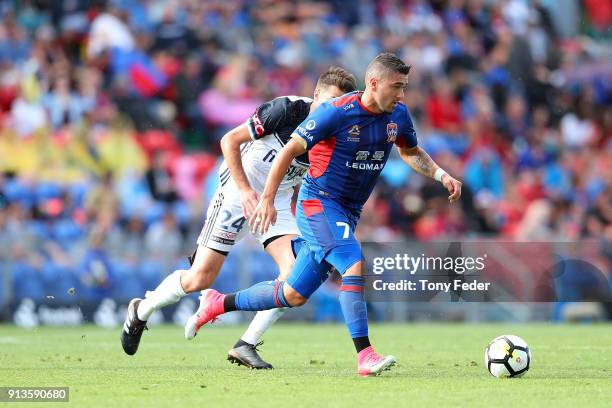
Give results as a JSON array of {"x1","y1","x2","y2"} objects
[{"x1": 0, "y1": 0, "x2": 610, "y2": 305}]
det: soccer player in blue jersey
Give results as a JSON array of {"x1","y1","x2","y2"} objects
[
  {"x1": 120, "y1": 67, "x2": 357, "y2": 369},
  {"x1": 185, "y1": 53, "x2": 463, "y2": 376}
]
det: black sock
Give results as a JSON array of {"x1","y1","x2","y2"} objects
[
  {"x1": 223, "y1": 293, "x2": 237, "y2": 312},
  {"x1": 353, "y1": 336, "x2": 371, "y2": 353},
  {"x1": 233, "y1": 339, "x2": 251, "y2": 348}
]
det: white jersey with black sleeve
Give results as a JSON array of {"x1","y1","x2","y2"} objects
[
  {"x1": 196, "y1": 96, "x2": 312, "y2": 253},
  {"x1": 218, "y1": 95, "x2": 312, "y2": 196}
]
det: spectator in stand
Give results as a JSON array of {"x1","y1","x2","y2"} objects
[
  {"x1": 87, "y1": 2, "x2": 134, "y2": 59},
  {"x1": 10, "y1": 74, "x2": 47, "y2": 137},
  {"x1": 144, "y1": 209, "x2": 182, "y2": 270},
  {"x1": 464, "y1": 147, "x2": 505, "y2": 200},
  {"x1": 79, "y1": 226, "x2": 115, "y2": 301},
  {"x1": 84, "y1": 172, "x2": 119, "y2": 221},
  {"x1": 146, "y1": 151, "x2": 178, "y2": 204},
  {"x1": 42, "y1": 75, "x2": 93, "y2": 130},
  {"x1": 107, "y1": 215, "x2": 145, "y2": 265}
]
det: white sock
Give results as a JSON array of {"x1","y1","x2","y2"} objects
[
  {"x1": 137, "y1": 270, "x2": 187, "y2": 321},
  {"x1": 240, "y1": 308, "x2": 286, "y2": 345}
]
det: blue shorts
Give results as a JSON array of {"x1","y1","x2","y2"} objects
[
  {"x1": 285, "y1": 195, "x2": 363, "y2": 299},
  {"x1": 296, "y1": 195, "x2": 362, "y2": 274}
]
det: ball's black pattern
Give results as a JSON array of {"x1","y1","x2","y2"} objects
[{"x1": 486, "y1": 336, "x2": 531, "y2": 377}]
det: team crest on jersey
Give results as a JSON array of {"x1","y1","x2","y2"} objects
[
  {"x1": 347, "y1": 124, "x2": 360, "y2": 142},
  {"x1": 386, "y1": 122, "x2": 398, "y2": 142}
]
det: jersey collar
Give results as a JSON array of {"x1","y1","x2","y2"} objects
[{"x1": 356, "y1": 91, "x2": 382, "y2": 115}]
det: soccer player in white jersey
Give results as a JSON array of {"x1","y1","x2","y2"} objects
[{"x1": 121, "y1": 67, "x2": 357, "y2": 369}]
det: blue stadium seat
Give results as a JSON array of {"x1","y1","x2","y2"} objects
[
  {"x1": 41, "y1": 263, "x2": 79, "y2": 303},
  {"x1": 35, "y1": 182, "x2": 62, "y2": 201},
  {"x1": 117, "y1": 177, "x2": 151, "y2": 218},
  {"x1": 173, "y1": 257, "x2": 191, "y2": 271},
  {"x1": 142, "y1": 202, "x2": 166, "y2": 227},
  {"x1": 211, "y1": 254, "x2": 241, "y2": 293},
  {"x1": 68, "y1": 182, "x2": 89, "y2": 207},
  {"x1": 29, "y1": 220, "x2": 51, "y2": 242},
  {"x1": 310, "y1": 282, "x2": 343, "y2": 322},
  {"x1": 11, "y1": 261, "x2": 45, "y2": 301},
  {"x1": 52, "y1": 219, "x2": 85, "y2": 247},
  {"x1": 138, "y1": 260, "x2": 163, "y2": 290},
  {"x1": 380, "y1": 158, "x2": 412, "y2": 188},
  {"x1": 173, "y1": 201, "x2": 191, "y2": 226},
  {"x1": 248, "y1": 250, "x2": 278, "y2": 284},
  {"x1": 111, "y1": 260, "x2": 144, "y2": 302},
  {"x1": 0, "y1": 262, "x2": 7, "y2": 307},
  {"x1": 4, "y1": 179, "x2": 34, "y2": 207}
]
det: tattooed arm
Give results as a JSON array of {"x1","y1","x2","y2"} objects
[
  {"x1": 397, "y1": 146, "x2": 463, "y2": 202},
  {"x1": 397, "y1": 145, "x2": 438, "y2": 178}
]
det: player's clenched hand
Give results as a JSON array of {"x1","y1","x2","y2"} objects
[
  {"x1": 442, "y1": 174, "x2": 462, "y2": 203},
  {"x1": 250, "y1": 198, "x2": 277, "y2": 235},
  {"x1": 239, "y1": 187, "x2": 260, "y2": 219}
]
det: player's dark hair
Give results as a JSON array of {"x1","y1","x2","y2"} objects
[
  {"x1": 366, "y1": 53, "x2": 411, "y2": 78},
  {"x1": 316, "y1": 66, "x2": 357, "y2": 94}
]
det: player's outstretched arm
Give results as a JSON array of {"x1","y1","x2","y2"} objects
[
  {"x1": 220, "y1": 123, "x2": 260, "y2": 219},
  {"x1": 397, "y1": 145, "x2": 462, "y2": 202},
  {"x1": 250, "y1": 137, "x2": 307, "y2": 234}
]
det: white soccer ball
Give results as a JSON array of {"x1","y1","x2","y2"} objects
[{"x1": 484, "y1": 335, "x2": 531, "y2": 378}]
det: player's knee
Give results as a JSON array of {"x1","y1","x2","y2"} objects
[
  {"x1": 343, "y1": 260, "x2": 364, "y2": 277},
  {"x1": 283, "y1": 284, "x2": 308, "y2": 307},
  {"x1": 181, "y1": 247, "x2": 226, "y2": 292}
]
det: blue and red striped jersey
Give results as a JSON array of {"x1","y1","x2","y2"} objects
[{"x1": 293, "y1": 91, "x2": 418, "y2": 211}]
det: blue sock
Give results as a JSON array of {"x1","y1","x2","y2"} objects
[
  {"x1": 339, "y1": 276, "x2": 369, "y2": 341},
  {"x1": 233, "y1": 280, "x2": 290, "y2": 311}
]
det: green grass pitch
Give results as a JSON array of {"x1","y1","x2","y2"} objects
[{"x1": 1, "y1": 323, "x2": 611, "y2": 407}]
